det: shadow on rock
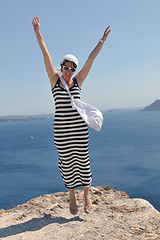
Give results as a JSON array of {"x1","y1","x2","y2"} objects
[{"x1": 0, "y1": 214, "x2": 84, "y2": 238}]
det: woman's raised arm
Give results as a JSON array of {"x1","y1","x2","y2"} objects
[
  {"x1": 32, "y1": 17, "x2": 58, "y2": 89},
  {"x1": 76, "y1": 26, "x2": 111, "y2": 88}
]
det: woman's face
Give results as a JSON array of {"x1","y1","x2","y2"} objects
[{"x1": 62, "y1": 61, "x2": 75, "y2": 81}]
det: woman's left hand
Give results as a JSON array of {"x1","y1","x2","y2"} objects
[
  {"x1": 101, "y1": 26, "x2": 111, "y2": 42},
  {"x1": 32, "y1": 16, "x2": 40, "y2": 34}
]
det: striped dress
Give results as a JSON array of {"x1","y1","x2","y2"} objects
[{"x1": 51, "y1": 77, "x2": 92, "y2": 189}]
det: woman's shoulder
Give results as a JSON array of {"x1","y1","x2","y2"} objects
[
  {"x1": 73, "y1": 76, "x2": 81, "y2": 90},
  {"x1": 51, "y1": 76, "x2": 60, "y2": 91}
]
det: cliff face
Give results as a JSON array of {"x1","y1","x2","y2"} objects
[
  {"x1": 142, "y1": 100, "x2": 160, "y2": 111},
  {"x1": 0, "y1": 186, "x2": 160, "y2": 240}
]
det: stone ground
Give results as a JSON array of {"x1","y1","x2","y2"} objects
[{"x1": 0, "y1": 186, "x2": 160, "y2": 240}]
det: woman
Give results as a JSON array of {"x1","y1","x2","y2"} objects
[{"x1": 32, "y1": 16, "x2": 111, "y2": 214}]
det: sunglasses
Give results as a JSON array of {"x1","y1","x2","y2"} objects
[{"x1": 63, "y1": 66, "x2": 76, "y2": 72}]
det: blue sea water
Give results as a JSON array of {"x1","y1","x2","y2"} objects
[{"x1": 0, "y1": 110, "x2": 160, "y2": 211}]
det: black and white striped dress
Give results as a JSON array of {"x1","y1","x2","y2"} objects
[{"x1": 51, "y1": 77, "x2": 92, "y2": 189}]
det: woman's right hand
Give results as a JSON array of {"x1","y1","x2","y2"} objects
[{"x1": 32, "y1": 17, "x2": 40, "y2": 33}]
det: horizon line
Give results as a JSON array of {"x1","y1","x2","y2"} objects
[{"x1": 0, "y1": 107, "x2": 145, "y2": 118}]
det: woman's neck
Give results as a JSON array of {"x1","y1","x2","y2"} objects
[{"x1": 62, "y1": 76, "x2": 73, "y2": 86}]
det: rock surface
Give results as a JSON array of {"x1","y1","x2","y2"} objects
[{"x1": 0, "y1": 186, "x2": 160, "y2": 240}]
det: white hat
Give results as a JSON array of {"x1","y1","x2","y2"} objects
[{"x1": 61, "y1": 54, "x2": 78, "y2": 67}]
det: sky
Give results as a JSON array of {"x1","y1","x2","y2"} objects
[{"x1": 0, "y1": 0, "x2": 160, "y2": 116}]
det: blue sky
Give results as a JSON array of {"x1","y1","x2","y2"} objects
[{"x1": 0, "y1": 0, "x2": 160, "y2": 116}]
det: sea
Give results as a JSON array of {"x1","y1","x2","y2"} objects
[{"x1": 0, "y1": 110, "x2": 160, "y2": 211}]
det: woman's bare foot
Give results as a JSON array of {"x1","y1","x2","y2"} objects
[
  {"x1": 68, "y1": 188, "x2": 78, "y2": 215},
  {"x1": 84, "y1": 195, "x2": 93, "y2": 213},
  {"x1": 83, "y1": 186, "x2": 93, "y2": 213},
  {"x1": 69, "y1": 199, "x2": 78, "y2": 215}
]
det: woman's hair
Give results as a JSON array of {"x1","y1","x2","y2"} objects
[{"x1": 61, "y1": 60, "x2": 77, "y2": 69}]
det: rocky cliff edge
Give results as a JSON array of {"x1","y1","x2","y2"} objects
[{"x1": 0, "y1": 186, "x2": 160, "y2": 240}]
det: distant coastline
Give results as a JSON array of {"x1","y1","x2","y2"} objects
[
  {"x1": 0, "y1": 113, "x2": 53, "y2": 123},
  {"x1": 2, "y1": 101, "x2": 160, "y2": 124},
  {"x1": 142, "y1": 100, "x2": 160, "y2": 111}
]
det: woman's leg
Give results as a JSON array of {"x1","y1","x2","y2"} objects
[
  {"x1": 68, "y1": 188, "x2": 78, "y2": 214},
  {"x1": 83, "y1": 186, "x2": 93, "y2": 213}
]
